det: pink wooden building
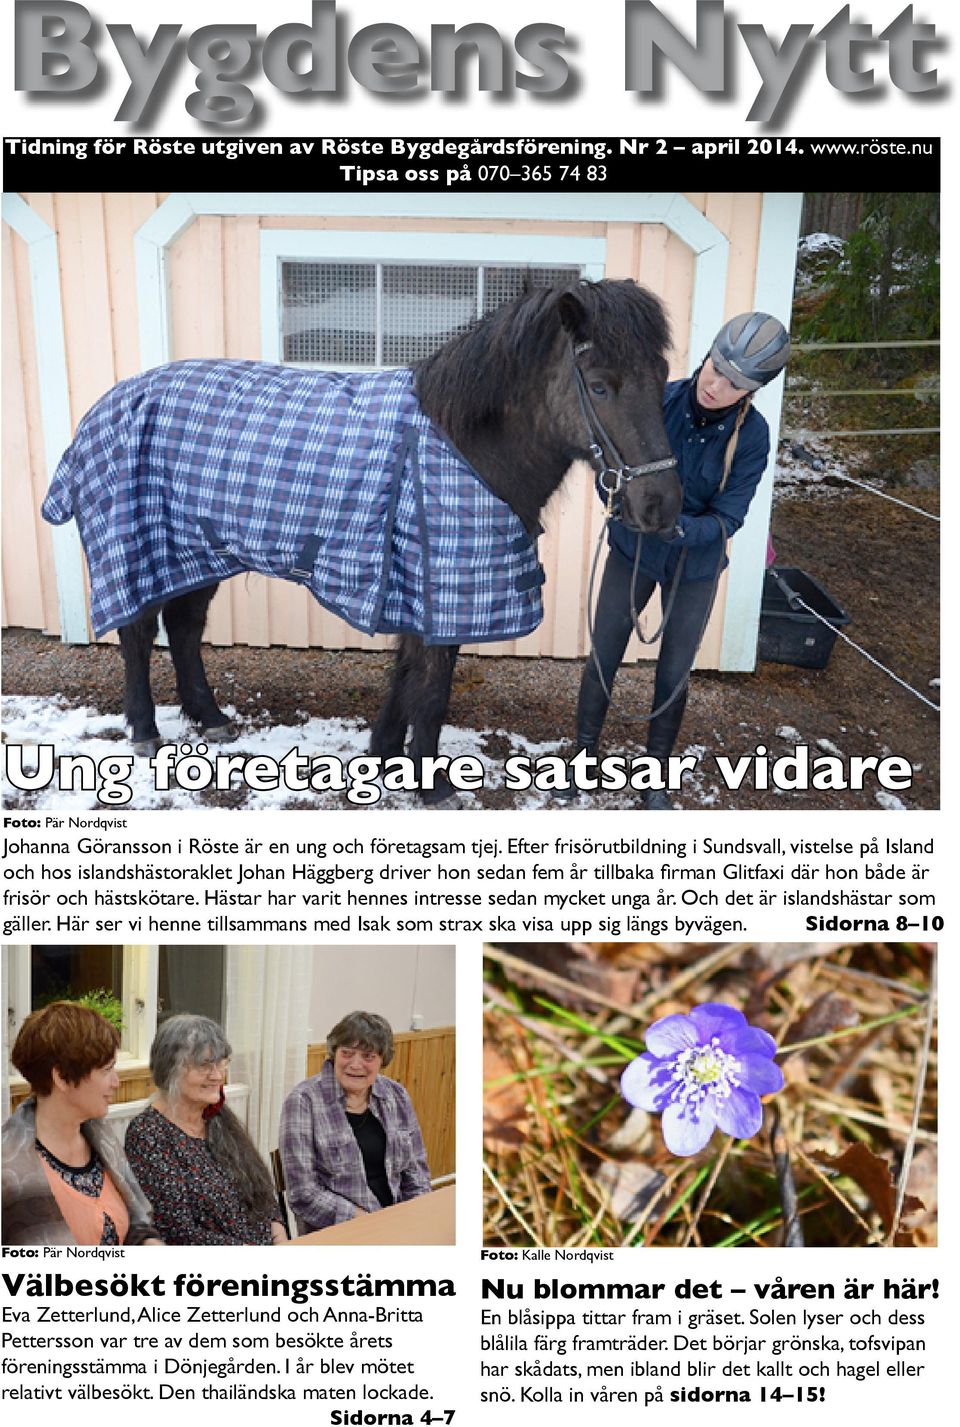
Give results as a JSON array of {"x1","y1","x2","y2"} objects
[{"x1": 2, "y1": 191, "x2": 801, "y2": 669}]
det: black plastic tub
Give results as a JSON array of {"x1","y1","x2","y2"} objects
[{"x1": 758, "y1": 567, "x2": 850, "y2": 670}]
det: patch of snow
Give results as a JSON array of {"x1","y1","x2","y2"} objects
[
  {"x1": 817, "y1": 737, "x2": 844, "y2": 756},
  {"x1": 0, "y1": 696, "x2": 722, "y2": 812},
  {"x1": 794, "y1": 232, "x2": 845, "y2": 292},
  {"x1": 798, "y1": 232, "x2": 844, "y2": 256},
  {"x1": 773, "y1": 438, "x2": 857, "y2": 505},
  {"x1": 876, "y1": 791, "x2": 907, "y2": 811},
  {"x1": 776, "y1": 725, "x2": 802, "y2": 743}
]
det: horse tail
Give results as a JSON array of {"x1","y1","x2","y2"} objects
[{"x1": 719, "y1": 393, "x2": 753, "y2": 493}]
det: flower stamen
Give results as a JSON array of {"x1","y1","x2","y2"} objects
[{"x1": 668, "y1": 1035, "x2": 742, "y2": 1114}]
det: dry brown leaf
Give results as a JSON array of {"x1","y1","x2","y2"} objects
[
  {"x1": 649, "y1": 997, "x2": 692, "y2": 1020},
  {"x1": 604, "y1": 1106, "x2": 650, "y2": 1152},
  {"x1": 905, "y1": 1145, "x2": 937, "y2": 1214},
  {"x1": 590, "y1": 942, "x2": 691, "y2": 963},
  {"x1": 784, "y1": 992, "x2": 861, "y2": 1048},
  {"x1": 453, "y1": 667, "x2": 485, "y2": 690},
  {"x1": 596, "y1": 1158, "x2": 666, "y2": 1221},
  {"x1": 813, "y1": 1142, "x2": 925, "y2": 1239},
  {"x1": 869, "y1": 1067, "x2": 898, "y2": 1127},
  {"x1": 493, "y1": 942, "x2": 641, "y2": 1006},
  {"x1": 483, "y1": 1043, "x2": 530, "y2": 1154},
  {"x1": 744, "y1": 943, "x2": 847, "y2": 970},
  {"x1": 902, "y1": 1147, "x2": 938, "y2": 1246}
]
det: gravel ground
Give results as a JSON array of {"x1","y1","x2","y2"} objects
[{"x1": 1, "y1": 464, "x2": 939, "y2": 811}]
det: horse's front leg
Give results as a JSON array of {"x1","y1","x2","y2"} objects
[
  {"x1": 404, "y1": 640, "x2": 460, "y2": 805},
  {"x1": 370, "y1": 638, "x2": 416, "y2": 758},
  {"x1": 162, "y1": 586, "x2": 234, "y2": 741},
  {"x1": 118, "y1": 613, "x2": 161, "y2": 755}
]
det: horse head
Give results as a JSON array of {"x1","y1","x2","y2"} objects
[{"x1": 553, "y1": 281, "x2": 683, "y2": 535}]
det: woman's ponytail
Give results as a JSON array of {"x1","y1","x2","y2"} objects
[{"x1": 719, "y1": 394, "x2": 753, "y2": 492}]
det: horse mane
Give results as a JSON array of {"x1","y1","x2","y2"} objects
[{"x1": 414, "y1": 279, "x2": 671, "y2": 442}]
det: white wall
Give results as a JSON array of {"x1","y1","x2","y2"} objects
[{"x1": 306, "y1": 946, "x2": 455, "y2": 1043}]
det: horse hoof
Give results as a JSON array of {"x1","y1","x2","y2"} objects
[
  {"x1": 420, "y1": 775, "x2": 458, "y2": 807},
  {"x1": 202, "y1": 723, "x2": 237, "y2": 744},
  {"x1": 642, "y1": 789, "x2": 678, "y2": 810},
  {"x1": 132, "y1": 737, "x2": 162, "y2": 758}
]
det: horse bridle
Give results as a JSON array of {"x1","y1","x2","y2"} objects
[
  {"x1": 572, "y1": 341, "x2": 728, "y2": 728},
  {"x1": 571, "y1": 340, "x2": 678, "y2": 496}
]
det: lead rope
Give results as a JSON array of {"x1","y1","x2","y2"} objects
[
  {"x1": 585, "y1": 515, "x2": 729, "y2": 724},
  {"x1": 583, "y1": 393, "x2": 749, "y2": 723},
  {"x1": 770, "y1": 573, "x2": 941, "y2": 714}
]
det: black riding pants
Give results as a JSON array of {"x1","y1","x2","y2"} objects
[{"x1": 581, "y1": 543, "x2": 718, "y2": 759}]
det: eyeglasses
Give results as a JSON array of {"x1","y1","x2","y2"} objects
[
  {"x1": 336, "y1": 1046, "x2": 381, "y2": 1065},
  {"x1": 193, "y1": 1057, "x2": 230, "y2": 1077}
]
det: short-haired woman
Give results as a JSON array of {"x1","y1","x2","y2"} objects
[
  {"x1": 2, "y1": 1002, "x2": 160, "y2": 1246},
  {"x1": 125, "y1": 1014, "x2": 287, "y2": 1245},
  {"x1": 279, "y1": 1011, "x2": 431, "y2": 1234}
]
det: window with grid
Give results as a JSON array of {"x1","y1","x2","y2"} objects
[
  {"x1": 281, "y1": 261, "x2": 584, "y2": 367},
  {"x1": 6, "y1": 945, "x2": 227, "y2": 1070}
]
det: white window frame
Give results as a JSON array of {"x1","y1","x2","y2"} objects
[
  {"x1": 6, "y1": 945, "x2": 158, "y2": 1062},
  {"x1": 259, "y1": 229, "x2": 607, "y2": 367}
]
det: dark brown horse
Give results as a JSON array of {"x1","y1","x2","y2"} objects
[{"x1": 64, "y1": 280, "x2": 682, "y2": 802}]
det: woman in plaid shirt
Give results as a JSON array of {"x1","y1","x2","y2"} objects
[{"x1": 279, "y1": 1011, "x2": 432, "y2": 1234}]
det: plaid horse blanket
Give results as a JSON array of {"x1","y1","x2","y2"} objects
[{"x1": 42, "y1": 360, "x2": 545, "y2": 645}]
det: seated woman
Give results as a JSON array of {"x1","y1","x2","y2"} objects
[
  {"x1": 125, "y1": 1014, "x2": 287, "y2": 1246},
  {"x1": 280, "y1": 1011, "x2": 431, "y2": 1234},
  {"x1": 2, "y1": 1002, "x2": 159, "y2": 1247}
]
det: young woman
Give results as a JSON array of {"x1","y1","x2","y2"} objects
[
  {"x1": 3, "y1": 1002, "x2": 160, "y2": 1246},
  {"x1": 571, "y1": 311, "x2": 791, "y2": 808}
]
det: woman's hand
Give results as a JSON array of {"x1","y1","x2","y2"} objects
[
  {"x1": 271, "y1": 1222, "x2": 289, "y2": 1244},
  {"x1": 142, "y1": 1237, "x2": 166, "y2": 1247}
]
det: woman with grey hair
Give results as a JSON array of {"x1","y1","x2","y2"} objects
[
  {"x1": 279, "y1": 1011, "x2": 431, "y2": 1234},
  {"x1": 125, "y1": 1014, "x2": 287, "y2": 1245}
]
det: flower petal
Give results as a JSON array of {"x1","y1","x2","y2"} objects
[
  {"x1": 662, "y1": 1099, "x2": 717, "y2": 1156},
  {"x1": 736, "y1": 1054, "x2": 785, "y2": 1096},
  {"x1": 620, "y1": 1054, "x2": 674, "y2": 1111},
  {"x1": 715, "y1": 1087, "x2": 763, "y2": 1140},
  {"x1": 689, "y1": 1003, "x2": 747, "y2": 1048},
  {"x1": 735, "y1": 1026, "x2": 778, "y2": 1058},
  {"x1": 644, "y1": 1013, "x2": 700, "y2": 1058}
]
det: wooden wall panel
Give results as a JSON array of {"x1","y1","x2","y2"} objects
[
  {"x1": 306, "y1": 1027, "x2": 456, "y2": 1180},
  {"x1": 10, "y1": 1065, "x2": 154, "y2": 1112}
]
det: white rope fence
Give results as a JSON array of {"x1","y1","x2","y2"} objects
[
  {"x1": 790, "y1": 594, "x2": 940, "y2": 713},
  {"x1": 784, "y1": 442, "x2": 939, "y2": 520},
  {"x1": 828, "y1": 472, "x2": 940, "y2": 522}
]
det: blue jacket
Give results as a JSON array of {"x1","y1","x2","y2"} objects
[{"x1": 606, "y1": 377, "x2": 770, "y2": 582}]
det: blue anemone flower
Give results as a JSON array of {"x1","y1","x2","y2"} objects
[{"x1": 620, "y1": 1003, "x2": 785, "y2": 1156}]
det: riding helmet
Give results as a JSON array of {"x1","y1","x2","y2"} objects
[{"x1": 710, "y1": 312, "x2": 791, "y2": 391}]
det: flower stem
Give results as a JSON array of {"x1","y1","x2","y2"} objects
[
  {"x1": 680, "y1": 1136, "x2": 735, "y2": 1247},
  {"x1": 769, "y1": 1103, "x2": 804, "y2": 1246}
]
